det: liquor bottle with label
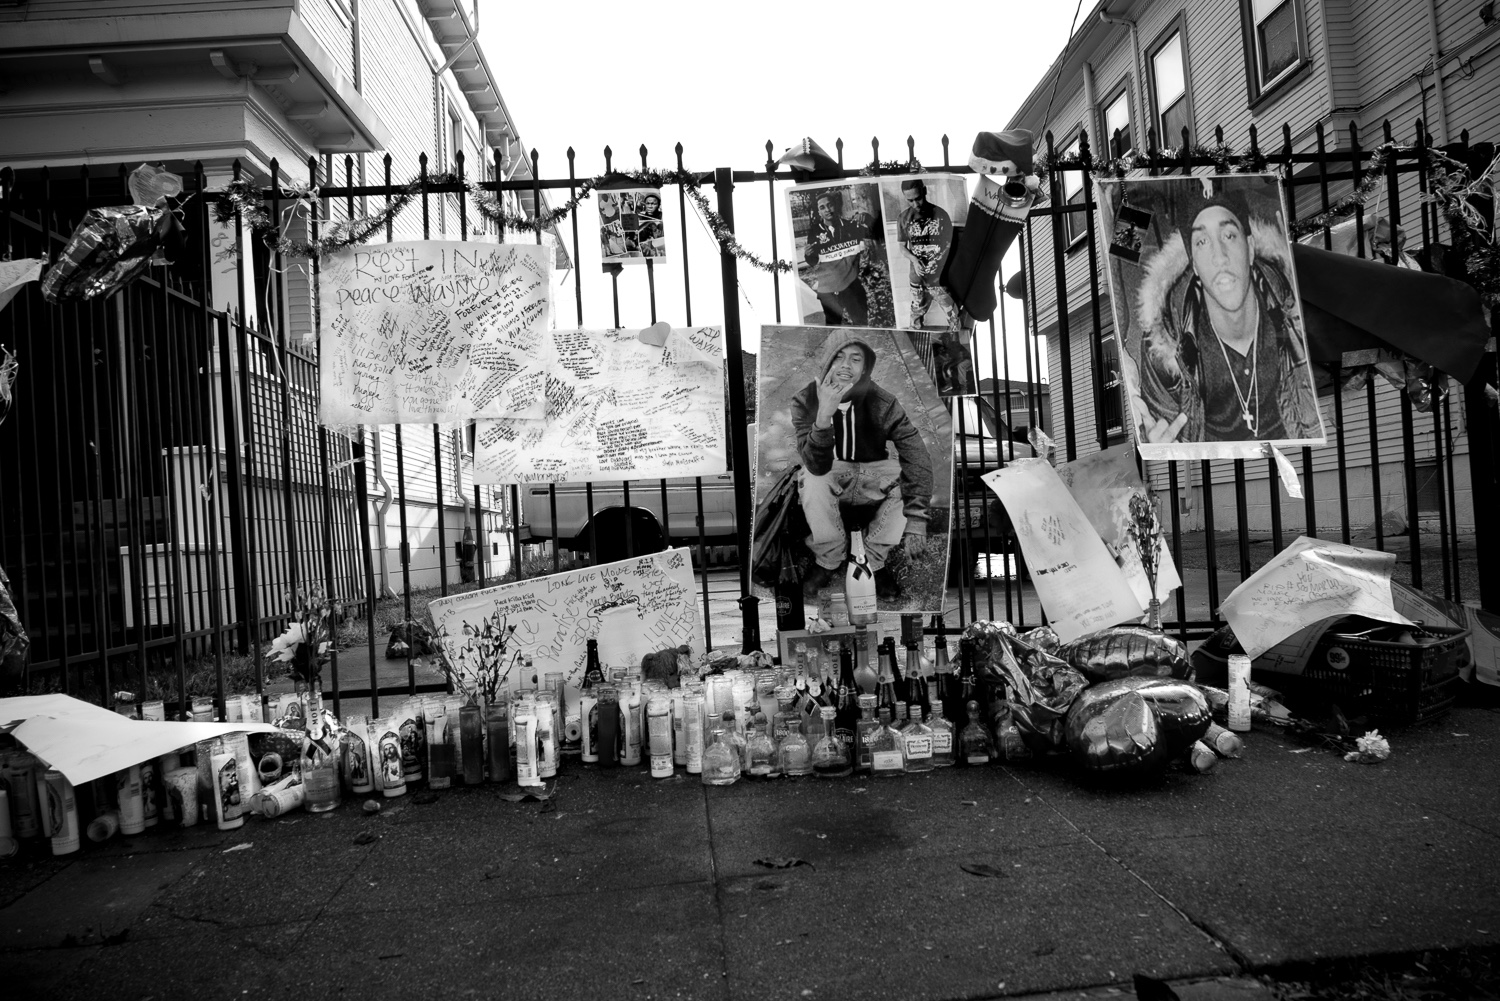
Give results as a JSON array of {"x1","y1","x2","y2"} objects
[
  {"x1": 876, "y1": 639, "x2": 900, "y2": 717},
  {"x1": 583, "y1": 639, "x2": 605, "y2": 691},
  {"x1": 926, "y1": 685, "x2": 956, "y2": 767},
  {"x1": 844, "y1": 529, "x2": 879, "y2": 626},
  {"x1": 852, "y1": 626, "x2": 877, "y2": 694},
  {"x1": 902, "y1": 703, "x2": 934, "y2": 773},
  {"x1": 774, "y1": 547, "x2": 806, "y2": 632},
  {"x1": 834, "y1": 644, "x2": 860, "y2": 734},
  {"x1": 853, "y1": 694, "x2": 879, "y2": 774},
  {"x1": 811, "y1": 706, "x2": 852, "y2": 778},
  {"x1": 959, "y1": 699, "x2": 994, "y2": 766},
  {"x1": 905, "y1": 639, "x2": 929, "y2": 718},
  {"x1": 932, "y1": 620, "x2": 960, "y2": 723},
  {"x1": 869, "y1": 707, "x2": 905, "y2": 778}
]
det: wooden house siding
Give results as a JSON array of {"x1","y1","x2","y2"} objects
[
  {"x1": 0, "y1": 0, "x2": 291, "y2": 13},
  {"x1": 298, "y1": 0, "x2": 354, "y2": 84},
  {"x1": 1354, "y1": 0, "x2": 1435, "y2": 112}
]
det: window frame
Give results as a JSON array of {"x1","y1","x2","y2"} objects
[
  {"x1": 1058, "y1": 130, "x2": 1089, "y2": 250},
  {"x1": 1098, "y1": 81, "x2": 1134, "y2": 160},
  {"x1": 1239, "y1": 0, "x2": 1311, "y2": 105},
  {"x1": 1146, "y1": 17, "x2": 1195, "y2": 149}
]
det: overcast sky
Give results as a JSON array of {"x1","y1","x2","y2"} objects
[{"x1": 480, "y1": 0, "x2": 1088, "y2": 381}]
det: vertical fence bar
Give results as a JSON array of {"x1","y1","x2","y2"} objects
[
  {"x1": 714, "y1": 167, "x2": 754, "y2": 610},
  {"x1": 677, "y1": 147, "x2": 712, "y2": 648},
  {"x1": 1044, "y1": 133, "x2": 1078, "y2": 462}
]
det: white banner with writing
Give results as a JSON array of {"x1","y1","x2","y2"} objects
[
  {"x1": 473, "y1": 326, "x2": 727, "y2": 484},
  {"x1": 981, "y1": 458, "x2": 1143, "y2": 643},
  {"x1": 318, "y1": 241, "x2": 551, "y2": 424}
]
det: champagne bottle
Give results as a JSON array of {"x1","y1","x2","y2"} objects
[
  {"x1": 876, "y1": 638, "x2": 900, "y2": 717},
  {"x1": 583, "y1": 639, "x2": 604, "y2": 691},
  {"x1": 844, "y1": 529, "x2": 878, "y2": 625},
  {"x1": 852, "y1": 626, "x2": 877, "y2": 694},
  {"x1": 773, "y1": 548, "x2": 805, "y2": 632},
  {"x1": 834, "y1": 644, "x2": 860, "y2": 736}
]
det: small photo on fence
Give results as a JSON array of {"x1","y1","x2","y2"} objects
[
  {"x1": 878, "y1": 174, "x2": 969, "y2": 332},
  {"x1": 599, "y1": 187, "x2": 667, "y2": 265},
  {"x1": 787, "y1": 180, "x2": 892, "y2": 328},
  {"x1": 1094, "y1": 173, "x2": 1327, "y2": 460}
]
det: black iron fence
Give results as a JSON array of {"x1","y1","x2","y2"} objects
[{"x1": 2, "y1": 115, "x2": 1495, "y2": 718}]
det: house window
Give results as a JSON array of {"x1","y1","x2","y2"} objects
[
  {"x1": 1102, "y1": 89, "x2": 1132, "y2": 159},
  {"x1": 1413, "y1": 459, "x2": 1444, "y2": 515},
  {"x1": 449, "y1": 114, "x2": 465, "y2": 172},
  {"x1": 1242, "y1": 0, "x2": 1307, "y2": 99},
  {"x1": 1098, "y1": 331, "x2": 1126, "y2": 438},
  {"x1": 1150, "y1": 29, "x2": 1191, "y2": 146},
  {"x1": 1060, "y1": 134, "x2": 1087, "y2": 246}
]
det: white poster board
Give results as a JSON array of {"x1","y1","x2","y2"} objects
[
  {"x1": 428, "y1": 548, "x2": 703, "y2": 703},
  {"x1": 473, "y1": 326, "x2": 727, "y2": 484},
  {"x1": 318, "y1": 241, "x2": 552, "y2": 424},
  {"x1": 981, "y1": 458, "x2": 1143, "y2": 643},
  {"x1": 1220, "y1": 536, "x2": 1414, "y2": 658}
]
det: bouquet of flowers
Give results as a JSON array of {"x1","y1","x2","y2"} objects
[
  {"x1": 266, "y1": 587, "x2": 341, "y2": 688},
  {"x1": 440, "y1": 609, "x2": 524, "y2": 706},
  {"x1": 1127, "y1": 491, "x2": 1164, "y2": 630}
]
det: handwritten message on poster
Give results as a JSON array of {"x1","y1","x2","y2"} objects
[
  {"x1": 318, "y1": 241, "x2": 551, "y2": 424},
  {"x1": 1220, "y1": 536, "x2": 1413, "y2": 658},
  {"x1": 1054, "y1": 445, "x2": 1181, "y2": 610},
  {"x1": 982, "y1": 458, "x2": 1142, "y2": 643},
  {"x1": 472, "y1": 326, "x2": 727, "y2": 484},
  {"x1": 428, "y1": 548, "x2": 703, "y2": 704}
]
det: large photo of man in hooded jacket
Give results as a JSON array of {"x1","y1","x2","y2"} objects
[
  {"x1": 1095, "y1": 174, "x2": 1326, "y2": 460},
  {"x1": 752, "y1": 326, "x2": 953, "y2": 615}
]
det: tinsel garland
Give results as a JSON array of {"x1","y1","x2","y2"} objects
[
  {"x1": 1428, "y1": 150, "x2": 1500, "y2": 308},
  {"x1": 859, "y1": 158, "x2": 925, "y2": 176},
  {"x1": 212, "y1": 167, "x2": 793, "y2": 273}
]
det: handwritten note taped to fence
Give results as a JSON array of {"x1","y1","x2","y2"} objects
[
  {"x1": 472, "y1": 326, "x2": 727, "y2": 484},
  {"x1": 318, "y1": 241, "x2": 552, "y2": 424},
  {"x1": 1220, "y1": 536, "x2": 1413, "y2": 658},
  {"x1": 981, "y1": 458, "x2": 1142, "y2": 643},
  {"x1": 428, "y1": 548, "x2": 703, "y2": 704}
]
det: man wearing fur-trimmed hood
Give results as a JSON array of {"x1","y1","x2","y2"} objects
[
  {"x1": 1131, "y1": 185, "x2": 1320, "y2": 443},
  {"x1": 791, "y1": 335, "x2": 933, "y2": 599}
]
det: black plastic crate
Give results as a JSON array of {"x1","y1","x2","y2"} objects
[{"x1": 1302, "y1": 624, "x2": 1470, "y2": 725}]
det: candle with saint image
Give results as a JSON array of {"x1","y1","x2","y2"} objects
[
  {"x1": 116, "y1": 764, "x2": 145, "y2": 835},
  {"x1": 36, "y1": 768, "x2": 79, "y2": 855},
  {"x1": 164, "y1": 767, "x2": 199, "y2": 828},
  {"x1": 210, "y1": 739, "x2": 245, "y2": 830}
]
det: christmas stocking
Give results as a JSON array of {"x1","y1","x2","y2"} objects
[{"x1": 942, "y1": 129, "x2": 1042, "y2": 323}]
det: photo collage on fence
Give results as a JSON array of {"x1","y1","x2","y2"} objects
[
  {"x1": 1093, "y1": 173, "x2": 1327, "y2": 461},
  {"x1": 598, "y1": 187, "x2": 667, "y2": 265},
  {"x1": 786, "y1": 175, "x2": 977, "y2": 398}
]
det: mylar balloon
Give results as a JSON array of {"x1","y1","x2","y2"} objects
[{"x1": 1064, "y1": 677, "x2": 1212, "y2": 774}]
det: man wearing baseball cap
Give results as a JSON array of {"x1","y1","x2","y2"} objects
[{"x1": 1133, "y1": 182, "x2": 1320, "y2": 443}]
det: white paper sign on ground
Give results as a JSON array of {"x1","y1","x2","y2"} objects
[
  {"x1": 473, "y1": 326, "x2": 726, "y2": 484},
  {"x1": 318, "y1": 241, "x2": 551, "y2": 424},
  {"x1": 428, "y1": 548, "x2": 702, "y2": 704},
  {"x1": 1054, "y1": 445, "x2": 1182, "y2": 610},
  {"x1": 1220, "y1": 536, "x2": 1414, "y2": 658},
  {"x1": 0, "y1": 693, "x2": 280, "y2": 788},
  {"x1": 981, "y1": 458, "x2": 1143, "y2": 643}
]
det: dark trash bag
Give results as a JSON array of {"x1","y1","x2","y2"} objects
[{"x1": 750, "y1": 463, "x2": 809, "y2": 590}]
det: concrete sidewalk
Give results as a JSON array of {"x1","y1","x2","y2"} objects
[{"x1": 3, "y1": 696, "x2": 1498, "y2": 1000}]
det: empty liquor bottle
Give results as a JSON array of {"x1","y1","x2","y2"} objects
[
  {"x1": 701, "y1": 712, "x2": 741, "y2": 786},
  {"x1": 835, "y1": 644, "x2": 860, "y2": 733},
  {"x1": 811, "y1": 706, "x2": 851, "y2": 778},
  {"x1": 959, "y1": 700, "x2": 994, "y2": 766},
  {"x1": 774, "y1": 547, "x2": 806, "y2": 632},
  {"x1": 844, "y1": 530, "x2": 879, "y2": 626},
  {"x1": 854, "y1": 694, "x2": 879, "y2": 774},
  {"x1": 869, "y1": 707, "x2": 905, "y2": 778},
  {"x1": 852, "y1": 626, "x2": 877, "y2": 695},
  {"x1": 932, "y1": 619, "x2": 960, "y2": 722},
  {"x1": 926, "y1": 686, "x2": 956, "y2": 768},
  {"x1": 779, "y1": 721, "x2": 812, "y2": 777},
  {"x1": 902, "y1": 703, "x2": 935, "y2": 774},
  {"x1": 742, "y1": 717, "x2": 776, "y2": 779}
]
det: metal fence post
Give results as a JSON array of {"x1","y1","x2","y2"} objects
[{"x1": 713, "y1": 167, "x2": 755, "y2": 619}]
